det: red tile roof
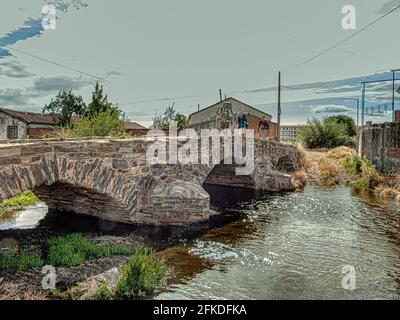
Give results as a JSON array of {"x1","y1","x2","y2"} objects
[
  {"x1": 0, "y1": 107, "x2": 59, "y2": 125},
  {"x1": 124, "y1": 121, "x2": 147, "y2": 130}
]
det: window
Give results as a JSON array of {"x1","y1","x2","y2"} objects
[{"x1": 7, "y1": 126, "x2": 18, "y2": 139}]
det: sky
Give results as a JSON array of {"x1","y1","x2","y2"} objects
[{"x1": 0, "y1": 0, "x2": 400, "y2": 126}]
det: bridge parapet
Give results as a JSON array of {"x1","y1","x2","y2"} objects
[{"x1": 0, "y1": 138, "x2": 304, "y2": 226}]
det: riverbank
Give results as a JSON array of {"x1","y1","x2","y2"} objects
[{"x1": 303, "y1": 146, "x2": 400, "y2": 202}]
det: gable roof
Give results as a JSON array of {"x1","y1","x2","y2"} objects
[
  {"x1": 124, "y1": 121, "x2": 147, "y2": 130},
  {"x1": 0, "y1": 107, "x2": 59, "y2": 125},
  {"x1": 189, "y1": 97, "x2": 272, "y2": 118}
]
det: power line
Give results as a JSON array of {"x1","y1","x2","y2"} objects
[
  {"x1": 287, "y1": 4, "x2": 400, "y2": 72},
  {"x1": 2, "y1": 45, "x2": 107, "y2": 82}
]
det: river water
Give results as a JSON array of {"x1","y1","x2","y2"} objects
[
  {"x1": 1, "y1": 184, "x2": 399, "y2": 300},
  {"x1": 157, "y1": 185, "x2": 400, "y2": 300}
]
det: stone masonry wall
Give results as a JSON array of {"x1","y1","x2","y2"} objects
[{"x1": 0, "y1": 137, "x2": 303, "y2": 226}]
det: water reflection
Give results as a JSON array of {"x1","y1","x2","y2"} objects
[
  {"x1": 158, "y1": 185, "x2": 400, "y2": 300},
  {"x1": 0, "y1": 205, "x2": 48, "y2": 231}
]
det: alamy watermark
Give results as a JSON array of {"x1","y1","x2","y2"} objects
[
  {"x1": 341, "y1": 265, "x2": 356, "y2": 291},
  {"x1": 342, "y1": 5, "x2": 356, "y2": 30},
  {"x1": 145, "y1": 125, "x2": 255, "y2": 176}
]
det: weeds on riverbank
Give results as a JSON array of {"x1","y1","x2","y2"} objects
[
  {"x1": 318, "y1": 157, "x2": 339, "y2": 187},
  {"x1": 0, "y1": 251, "x2": 43, "y2": 272},
  {"x1": 47, "y1": 234, "x2": 135, "y2": 267},
  {"x1": 91, "y1": 246, "x2": 167, "y2": 300},
  {"x1": 114, "y1": 246, "x2": 167, "y2": 299},
  {"x1": 0, "y1": 191, "x2": 40, "y2": 217}
]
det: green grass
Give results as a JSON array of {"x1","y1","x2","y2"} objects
[
  {"x1": 0, "y1": 251, "x2": 43, "y2": 272},
  {"x1": 47, "y1": 233, "x2": 135, "y2": 267},
  {"x1": 114, "y1": 246, "x2": 167, "y2": 299},
  {"x1": 0, "y1": 191, "x2": 40, "y2": 215}
]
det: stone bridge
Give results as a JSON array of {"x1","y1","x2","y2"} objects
[{"x1": 0, "y1": 137, "x2": 303, "y2": 226}]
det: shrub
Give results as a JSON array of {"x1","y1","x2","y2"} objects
[
  {"x1": 298, "y1": 118, "x2": 350, "y2": 149},
  {"x1": 61, "y1": 110, "x2": 127, "y2": 138},
  {"x1": 324, "y1": 115, "x2": 357, "y2": 137},
  {"x1": 0, "y1": 191, "x2": 40, "y2": 210},
  {"x1": 341, "y1": 155, "x2": 363, "y2": 175},
  {"x1": 115, "y1": 246, "x2": 167, "y2": 298},
  {"x1": 47, "y1": 234, "x2": 134, "y2": 267},
  {"x1": 0, "y1": 251, "x2": 43, "y2": 272},
  {"x1": 318, "y1": 157, "x2": 339, "y2": 187}
]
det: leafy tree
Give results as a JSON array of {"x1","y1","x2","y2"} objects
[
  {"x1": 86, "y1": 82, "x2": 122, "y2": 119},
  {"x1": 43, "y1": 90, "x2": 86, "y2": 126},
  {"x1": 299, "y1": 118, "x2": 350, "y2": 149},
  {"x1": 152, "y1": 103, "x2": 189, "y2": 130},
  {"x1": 324, "y1": 115, "x2": 357, "y2": 137}
]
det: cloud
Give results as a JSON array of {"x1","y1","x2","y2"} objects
[
  {"x1": 46, "y1": 0, "x2": 88, "y2": 12},
  {"x1": 0, "y1": 18, "x2": 44, "y2": 58},
  {"x1": 32, "y1": 75, "x2": 93, "y2": 92},
  {"x1": 106, "y1": 70, "x2": 123, "y2": 78},
  {"x1": 240, "y1": 72, "x2": 395, "y2": 95},
  {"x1": 0, "y1": 75, "x2": 93, "y2": 108},
  {"x1": 0, "y1": 1, "x2": 89, "y2": 58},
  {"x1": 376, "y1": 0, "x2": 400, "y2": 14},
  {"x1": 312, "y1": 105, "x2": 353, "y2": 114},
  {"x1": 0, "y1": 59, "x2": 35, "y2": 78},
  {"x1": 0, "y1": 88, "x2": 39, "y2": 107}
]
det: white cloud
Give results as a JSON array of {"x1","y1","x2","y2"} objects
[{"x1": 312, "y1": 105, "x2": 353, "y2": 114}]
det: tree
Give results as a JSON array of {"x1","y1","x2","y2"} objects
[
  {"x1": 86, "y1": 82, "x2": 122, "y2": 119},
  {"x1": 298, "y1": 118, "x2": 350, "y2": 149},
  {"x1": 42, "y1": 90, "x2": 86, "y2": 126},
  {"x1": 324, "y1": 115, "x2": 357, "y2": 137},
  {"x1": 151, "y1": 103, "x2": 189, "y2": 130}
]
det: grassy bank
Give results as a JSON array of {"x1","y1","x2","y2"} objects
[
  {"x1": 0, "y1": 233, "x2": 135, "y2": 272},
  {"x1": 304, "y1": 146, "x2": 400, "y2": 201},
  {"x1": 0, "y1": 191, "x2": 40, "y2": 218}
]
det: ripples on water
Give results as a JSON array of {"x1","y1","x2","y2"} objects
[
  {"x1": 158, "y1": 185, "x2": 400, "y2": 300},
  {"x1": 1, "y1": 184, "x2": 399, "y2": 300}
]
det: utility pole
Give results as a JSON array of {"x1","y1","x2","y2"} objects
[
  {"x1": 391, "y1": 69, "x2": 400, "y2": 122},
  {"x1": 219, "y1": 89, "x2": 223, "y2": 102},
  {"x1": 356, "y1": 98, "x2": 360, "y2": 127},
  {"x1": 361, "y1": 82, "x2": 366, "y2": 126},
  {"x1": 277, "y1": 71, "x2": 281, "y2": 142}
]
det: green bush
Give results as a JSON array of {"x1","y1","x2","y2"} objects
[
  {"x1": 341, "y1": 155, "x2": 363, "y2": 175},
  {"x1": 0, "y1": 251, "x2": 43, "y2": 272},
  {"x1": 299, "y1": 118, "x2": 350, "y2": 149},
  {"x1": 62, "y1": 110, "x2": 127, "y2": 138},
  {"x1": 324, "y1": 115, "x2": 357, "y2": 137},
  {"x1": 115, "y1": 246, "x2": 166, "y2": 298},
  {"x1": 341, "y1": 155, "x2": 380, "y2": 193},
  {"x1": 47, "y1": 234, "x2": 134, "y2": 267},
  {"x1": 0, "y1": 191, "x2": 39, "y2": 210}
]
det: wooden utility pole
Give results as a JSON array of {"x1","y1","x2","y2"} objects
[
  {"x1": 219, "y1": 89, "x2": 223, "y2": 102},
  {"x1": 277, "y1": 71, "x2": 281, "y2": 142}
]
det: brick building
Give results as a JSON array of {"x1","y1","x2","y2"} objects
[
  {"x1": 188, "y1": 97, "x2": 277, "y2": 139},
  {"x1": 0, "y1": 107, "x2": 58, "y2": 140}
]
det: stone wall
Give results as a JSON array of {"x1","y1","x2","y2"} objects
[
  {"x1": 0, "y1": 112, "x2": 27, "y2": 140},
  {"x1": 358, "y1": 122, "x2": 400, "y2": 173},
  {"x1": 0, "y1": 137, "x2": 304, "y2": 226}
]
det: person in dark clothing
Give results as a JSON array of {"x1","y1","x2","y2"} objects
[
  {"x1": 238, "y1": 113, "x2": 248, "y2": 129},
  {"x1": 258, "y1": 116, "x2": 270, "y2": 139}
]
